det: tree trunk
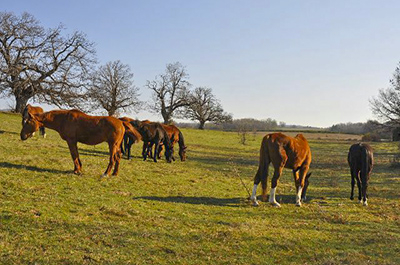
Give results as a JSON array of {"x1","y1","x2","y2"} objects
[
  {"x1": 198, "y1": 121, "x2": 206, "y2": 130},
  {"x1": 14, "y1": 93, "x2": 31, "y2": 113},
  {"x1": 162, "y1": 111, "x2": 172, "y2": 124}
]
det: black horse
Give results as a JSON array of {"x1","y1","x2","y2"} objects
[
  {"x1": 130, "y1": 120, "x2": 173, "y2": 163},
  {"x1": 348, "y1": 143, "x2": 374, "y2": 206}
]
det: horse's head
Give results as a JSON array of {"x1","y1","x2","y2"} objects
[
  {"x1": 179, "y1": 146, "x2": 187, "y2": 161},
  {"x1": 22, "y1": 104, "x2": 32, "y2": 125},
  {"x1": 20, "y1": 112, "x2": 40, "y2": 140},
  {"x1": 301, "y1": 172, "x2": 312, "y2": 201},
  {"x1": 164, "y1": 146, "x2": 173, "y2": 163}
]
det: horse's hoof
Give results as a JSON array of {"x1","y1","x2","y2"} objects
[
  {"x1": 359, "y1": 200, "x2": 363, "y2": 204},
  {"x1": 73, "y1": 171, "x2": 81, "y2": 175},
  {"x1": 100, "y1": 173, "x2": 108, "y2": 179},
  {"x1": 296, "y1": 203, "x2": 302, "y2": 207},
  {"x1": 363, "y1": 201, "x2": 368, "y2": 206},
  {"x1": 252, "y1": 200, "x2": 259, "y2": 207},
  {"x1": 43, "y1": 134, "x2": 47, "y2": 138},
  {"x1": 271, "y1": 202, "x2": 281, "y2": 208},
  {"x1": 350, "y1": 196, "x2": 354, "y2": 200}
]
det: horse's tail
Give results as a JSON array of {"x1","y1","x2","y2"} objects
[
  {"x1": 122, "y1": 121, "x2": 142, "y2": 143},
  {"x1": 360, "y1": 145, "x2": 373, "y2": 181},
  {"x1": 255, "y1": 135, "x2": 270, "y2": 188},
  {"x1": 178, "y1": 129, "x2": 186, "y2": 150}
]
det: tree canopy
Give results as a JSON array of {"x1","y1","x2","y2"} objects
[{"x1": 0, "y1": 12, "x2": 96, "y2": 113}]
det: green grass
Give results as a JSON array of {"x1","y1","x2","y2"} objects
[{"x1": 0, "y1": 112, "x2": 399, "y2": 264}]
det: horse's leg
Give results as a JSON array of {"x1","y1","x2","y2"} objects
[
  {"x1": 102, "y1": 142, "x2": 117, "y2": 178},
  {"x1": 293, "y1": 169, "x2": 301, "y2": 206},
  {"x1": 120, "y1": 135, "x2": 125, "y2": 155},
  {"x1": 112, "y1": 145, "x2": 122, "y2": 176},
  {"x1": 295, "y1": 166, "x2": 309, "y2": 207},
  {"x1": 40, "y1": 127, "x2": 46, "y2": 138},
  {"x1": 269, "y1": 165, "x2": 284, "y2": 207},
  {"x1": 142, "y1": 142, "x2": 148, "y2": 161},
  {"x1": 158, "y1": 145, "x2": 163, "y2": 159},
  {"x1": 361, "y1": 174, "x2": 369, "y2": 206},
  {"x1": 127, "y1": 140, "x2": 132, "y2": 160},
  {"x1": 355, "y1": 172, "x2": 362, "y2": 203},
  {"x1": 350, "y1": 167, "x2": 356, "y2": 200},
  {"x1": 67, "y1": 140, "x2": 81, "y2": 174},
  {"x1": 153, "y1": 142, "x2": 159, "y2": 162}
]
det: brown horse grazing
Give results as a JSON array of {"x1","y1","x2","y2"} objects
[
  {"x1": 348, "y1": 143, "x2": 373, "y2": 206},
  {"x1": 159, "y1": 124, "x2": 187, "y2": 161},
  {"x1": 22, "y1": 104, "x2": 46, "y2": 138},
  {"x1": 20, "y1": 109, "x2": 140, "y2": 177},
  {"x1": 250, "y1": 133, "x2": 312, "y2": 207}
]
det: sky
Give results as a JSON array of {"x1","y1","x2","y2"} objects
[{"x1": 1, "y1": 0, "x2": 400, "y2": 127}]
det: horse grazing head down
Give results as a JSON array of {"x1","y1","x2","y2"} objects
[
  {"x1": 20, "y1": 112, "x2": 41, "y2": 140},
  {"x1": 179, "y1": 145, "x2": 187, "y2": 161}
]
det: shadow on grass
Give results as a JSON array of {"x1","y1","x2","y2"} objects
[
  {"x1": 0, "y1": 129, "x2": 18, "y2": 135},
  {"x1": 133, "y1": 195, "x2": 243, "y2": 207},
  {"x1": 134, "y1": 195, "x2": 321, "y2": 207},
  {"x1": 0, "y1": 161, "x2": 71, "y2": 174}
]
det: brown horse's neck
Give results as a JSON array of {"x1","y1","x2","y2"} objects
[{"x1": 34, "y1": 111, "x2": 61, "y2": 131}]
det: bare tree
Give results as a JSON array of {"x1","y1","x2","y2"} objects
[
  {"x1": 184, "y1": 87, "x2": 232, "y2": 129},
  {"x1": 146, "y1": 62, "x2": 191, "y2": 124},
  {"x1": 87, "y1": 60, "x2": 141, "y2": 116},
  {"x1": 0, "y1": 12, "x2": 96, "y2": 113},
  {"x1": 370, "y1": 63, "x2": 400, "y2": 125}
]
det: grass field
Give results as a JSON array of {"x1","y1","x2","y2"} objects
[{"x1": 0, "y1": 112, "x2": 399, "y2": 264}]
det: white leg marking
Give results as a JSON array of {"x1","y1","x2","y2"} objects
[
  {"x1": 251, "y1": 184, "x2": 259, "y2": 206},
  {"x1": 100, "y1": 173, "x2": 107, "y2": 179},
  {"x1": 269, "y1": 187, "x2": 280, "y2": 207},
  {"x1": 296, "y1": 187, "x2": 303, "y2": 206},
  {"x1": 363, "y1": 198, "x2": 368, "y2": 206},
  {"x1": 43, "y1": 133, "x2": 47, "y2": 138},
  {"x1": 32, "y1": 132, "x2": 35, "y2": 136}
]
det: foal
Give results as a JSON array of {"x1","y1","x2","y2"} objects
[
  {"x1": 348, "y1": 143, "x2": 373, "y2": 206},
  {"x1": 20, "y1": 109, "x2": 140, "y2": 177},
  {"x1": 250, "y1": 133, "x2": 312, "y2": 207}
]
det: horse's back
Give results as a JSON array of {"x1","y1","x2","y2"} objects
[
  {"x1": 262, "y1": 133, "x2": 311, "y2": 169},
  {"x1": 57, "y1": 110, "x2": 124, "y2": 144},
  {"x1": 348, "y1": 143, "x2": 373, "y2": 173}
]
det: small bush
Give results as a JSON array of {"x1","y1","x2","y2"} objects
[{"x1": 361, "y1": 132, "x2": 380, "y2": 142}]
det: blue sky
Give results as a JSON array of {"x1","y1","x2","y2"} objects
[{"x1": 1, "y1": 0, "x2": 400, "y2": 127}]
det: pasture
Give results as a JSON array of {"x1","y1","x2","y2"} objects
[{"x1": 0, "y1": 112, "x2": 399, "y2": 264}]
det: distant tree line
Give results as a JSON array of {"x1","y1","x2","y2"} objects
[
  {"x1": 0, "y1": 12, "x2": 231, "y2": 129},
  {"x1": 178, "y1": 118, "x2": 279, "y2": 131},
  {"x1": 328, "y1": 120, "x2": 392, "y2": 140}
]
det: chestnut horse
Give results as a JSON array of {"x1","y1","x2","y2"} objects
[
  {"x1": 20, "y1": 109, "x2": 140, "y2": 177},
  {"x1": 22, "y1": 104, "x2": 46, "y2": 138},
  {"x1": 159, "y1": 124, "x2": 187, "y2": 161},
  {"x1": 348, "y1": 143, "x2": 373, "y2": 206},
  {"x1": 250, "y1": 133, "x2": 312, "y2": 207}
]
